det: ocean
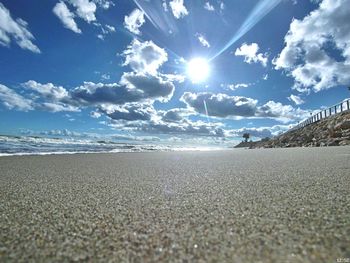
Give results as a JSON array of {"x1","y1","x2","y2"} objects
[{"x1": 0, "y1": 135, "x2": 223, "y2": 156}]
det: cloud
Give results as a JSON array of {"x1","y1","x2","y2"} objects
[
  {"x1": 204, "y1": 2, "x2": 215, "y2": 11},
  {"x1": 0, "y1": 84, "x2": 33, "y2": 111},
  {"x1": 0, "y1": 3, "x2": 41, "y2": 53},
  {"x1": 41, "y1": 129, "x2": 79, "y2": 136},
  {"x1": 102, "y1": 103, "x2": 224, "y2": 138},
  {"x1": 93, "y1": 0, "x2": 114, "y2": 9},
  {"x1": 161, "y1": 108, "x2": 192, "y2": 123},
  {"x1": 97, "y1": 24, "x2": 115, "y2": 40},
  {"x1": 99, "y1": 103, "x2": 156, "y2": 121},
  {"x1": 273, "y1": 0, "x2": 350, "y2": 92},
  {"x1": 37, "y1": 102, "x2": 79, "y2": 112},
  {"x1": 90, "y1": 111, "x2": 102, "y2": 118},
  {"x1": 181, "y1": 92, "x2": 258, "y2": 118},
  {"x1": 68, "y1": 0, "x2": 97, "y2": 23},
  {"x1": 54, "y1": 0, "x2": 113, "y2": 33},
  {"x1": 162, "y1": 0, "x2": 169, "y2": 11},
  {"x1": 2, "y1": 74, "x2": 176, "y2": 113},
  {"x1": 0, "y1": 80, "x2": 78, "y2": 113},
  {"x1": 124, "y1": 9, "x2": 145, "y2": 35},
  {"x1": 235, "y1": 43, "x2": 268, "y2": 67},
  {"x1": 169, "y1": 0, "x2": 189, "y2": 19},
  {"x1": 222, "y1": 83, "x2": 250, "y2": 91},
  {"x1": 120, "y1": 72, "x2": 175, "y2": 102},
  {"x1": 1, "y1": 39, "x2": 178, "y2": 116},
  {"x1": 123, "y1": 39, "x2": 168, "y2": 74},
  {"x1": 21, "y1": 80, "x2": 79, "y2": 112},
  {"x1": 71, "y1": 73, "x2": 175, "y2": 105},
  {"x1": 257, "y1": 100, "x2": 308, "y2": 123},
  {"x1": 288, "y1": 94, "x2": 305, "y2": 105},
  {"x1": 53, "y1": 1, "x2": 82, "y2": 33},
  {"x1": 181, "y1": 92, "x2": 309, "y2": 123},
  {"x1": 23, "y1": 80, "x2": 69, "y2": 101},
  {"x1": 196, "y1": 33, "x2": 210, "y2": 48},
  {"x1": 113, "y1": 118, "x2": 225, "y2": 137}
]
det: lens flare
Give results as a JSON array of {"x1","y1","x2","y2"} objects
[{"x1": 210, "y1": 0, "x2": 282, "y2": 60}]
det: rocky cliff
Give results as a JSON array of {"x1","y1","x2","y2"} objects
[{"x1": 235, "y1": 111, "x2": 350, "y2": 148}]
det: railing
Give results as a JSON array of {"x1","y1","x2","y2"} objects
[{"x1": 290, "y1": 98, "x2": 350, "y2": 132}]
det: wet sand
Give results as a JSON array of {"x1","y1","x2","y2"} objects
[{"x1": 0, "y1": 147, "x2": 349, "y2": 262}]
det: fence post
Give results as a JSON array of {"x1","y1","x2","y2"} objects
[
  {"x1": 347, "y1": 100, "x2": 350, "y2": 110},
  {"x1": 335, "y1": 105, "x2": 337, "y2": 114},
  {"x1": 340, "y1": 103, "x2": 343, "y2": 112}
]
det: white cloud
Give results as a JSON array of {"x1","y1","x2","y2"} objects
[
  {"x1": 123, "y1": 39, "x2": 168, "y2": 74},
  {"x1": 257, "y1": 100, "x2": 309, "y2": 123},
  {"x1": 0, "y1": 84, "x2": 33, "y2": 111},
  {"x1": 99, "y1": 103, "x2": 157, "y2": 121},
  {"x1": 204, "y1": 2, "x2": 215, "y2": 11},
  {"x1": 220, "y1": 1, "x2": 225, "y2": 11},
  {"x1": 23, "y1": 80, "x2": 69, "y2": 101},
  {"x1": 181, "y1": 92, "x2": 309, "y2": 123},
  {"x1": 68, "y1": 0, "x2": 97, "y2": 23},
  {"x1": 54, "y1": 0, "x2": 113, "y2": 34},
  {"x1": 0, "y1": 3, "x2": 40, "y2": 53},
  {"x1": 119, "y1": 72, "x2": 175, "y2": 103},
  {"x1": 93, "y1": 0, "x2": 114, "y2": 9},
  {"x1": 273, "y1": 0, "x2": 350, "y2": 92},
  {"x1": 38, "y1": 102, "x2": 79, "y2": 112},
  {"x1": 53, "y1": 2, "x2": 82, "y2": 33},
  {"x1": 169, "y1": 0, "x2": 189, "y2": 19},
  {"x1": 105, "y1": 25, "x2": 115, "y2": 32},
  {"x1": 124, "y1": 9, "x2": 145, "y2": 35},
  {"x1": 235, "y1": 43, "x2": 268, "y2": 67},
  {"x1": 196, "y1": 33, "x2": 210, "y2": 48},
  {"x1": 225, "y1": 83, "x2": 250, "y2": 91},
  {"x1": 288, "y1": 94, "x2": 305, "y2": 105},
  {"x1": 21, "y1": 80, "x2": 79, "y2": 112},
  {"x1": 162, "y1": 0, "x2": 168, "y2": 11},
  {"x1": 71, "y1": 72, "x2": 177, "y2": 106},
  {"x1": 101, "y1": 73, "x2": 110, "y2": 80},
  {"x1": 90, "y1": 111, "x2": 102, "y2": 118},
  {"x1": 96, "y1": 24, "x2": 115, "y2": 39},
  {"x1": 110, "y1": 117, "x2": 225, "y2": 138},
  {"x1": 181, "y1": 92, "x2": 258, "y2": 118}
]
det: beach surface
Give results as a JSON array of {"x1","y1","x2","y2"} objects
[{"x1": 0, "y1": 147, "x2": 349, "y2": 262}]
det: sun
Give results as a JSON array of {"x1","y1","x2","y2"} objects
[{"x1": 187, "y1": 58, "x2": 210, "y2": 83}]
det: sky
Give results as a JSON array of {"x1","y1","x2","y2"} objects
[{"x1": 0, "y1": 0, "x2": 349, "y2": 146}]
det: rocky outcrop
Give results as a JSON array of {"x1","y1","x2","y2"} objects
[{"x1": 238, "y1": 111, "x2": 350, "y2": 148}]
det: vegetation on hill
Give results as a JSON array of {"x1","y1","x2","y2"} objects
[{"x1": 235, "y1": 111, "x2": 350, "y2": 148}]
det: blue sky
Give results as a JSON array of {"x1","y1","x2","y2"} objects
[{"x1": 0, "y1": 0, "x2": 349, "y2": 145}]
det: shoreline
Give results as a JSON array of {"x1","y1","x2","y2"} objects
[
  {"x1": 0, "y1": 147, "x2": 231, "y2": 157},
  {"x1": 1, "y1": 144, "x2": 349, "y2": 157}
]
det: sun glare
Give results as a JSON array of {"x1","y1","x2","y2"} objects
[{"x1": 187, "y1": 58, "x2": 210, "y2": 83}]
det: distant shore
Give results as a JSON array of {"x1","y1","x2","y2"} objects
[{"x1": 1, "y1": 148, "x2": 349, "y2": 262}]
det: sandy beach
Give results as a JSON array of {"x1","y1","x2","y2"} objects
[{"x1": 0, "y1": 147, "x2": 349, "y2": 262}]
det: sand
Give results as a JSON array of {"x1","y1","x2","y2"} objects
[{"x1": 0, "y1": 147, "x2": 349, "y2": 262}]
